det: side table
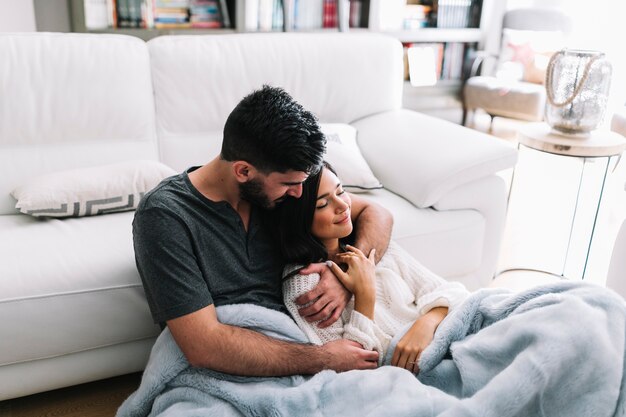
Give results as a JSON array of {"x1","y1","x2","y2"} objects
[{"x1": 498, "y1": 122, "x2": 626, "y2": 280}]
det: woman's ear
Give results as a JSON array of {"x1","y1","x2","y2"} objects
[{"x1": 232, "y1": 161, "x2": 257, "y2": 183}]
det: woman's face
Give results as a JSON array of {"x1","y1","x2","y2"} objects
[{"x1": 311, "y1": 168, "x2": 352, "y2": 241}]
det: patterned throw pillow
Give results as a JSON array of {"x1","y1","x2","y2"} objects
[
  {"x1": 320, "y1": 123, "x2": 383, "y2": 193},
  {"x1": 11, "y1": 160, "x2": 176, "y2": 217}
]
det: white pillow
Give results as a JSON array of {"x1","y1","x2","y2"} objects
[
  {"x1": 319, "y1": 123, "x2": 383, "y2": 193},
  {"x1": 11, "y1": 160, "x2": 176, "y2": 217}
]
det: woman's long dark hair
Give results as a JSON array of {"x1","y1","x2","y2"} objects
[{"x1": 274, "y1": 161, "x2": 347, "y2": 265}]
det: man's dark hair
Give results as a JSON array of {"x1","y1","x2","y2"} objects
[
  {"x1": 273, "y1": 162, "x2": 352, "y2": 265},
  {"x1": 221, "y1": 85, "x2": 326, "y2": 174}
]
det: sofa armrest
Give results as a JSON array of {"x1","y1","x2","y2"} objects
[{"x1": 351, "y1": 109, "x2": 518, "y2": 208}]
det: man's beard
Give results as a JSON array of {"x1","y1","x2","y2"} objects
[{"x1": 239, "y1": 178, "x2": 282, "y2": 209}]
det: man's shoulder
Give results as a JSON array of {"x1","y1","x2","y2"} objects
[
  {"x1": 132, "y1": 173, "x2": 190, "y2": 238},
  {"x1": 138, "y1": 171, "x2": 187, "y2": 211}
]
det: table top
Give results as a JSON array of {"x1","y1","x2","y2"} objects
[{"x1": 518, "y1": 123, "x2": 626, "y2": 157}]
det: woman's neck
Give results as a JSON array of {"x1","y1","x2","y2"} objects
[{"x1": 323, "y1": 239, "x2": 342, "y2": 261}]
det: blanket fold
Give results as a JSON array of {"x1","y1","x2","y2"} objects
[{"x1": 118, "y1": 282, "x2": 626, "y2": 417}]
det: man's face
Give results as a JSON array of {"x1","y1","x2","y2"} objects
[{"x1": 240, "y1": 170, "x2": 309, "y2": 209}]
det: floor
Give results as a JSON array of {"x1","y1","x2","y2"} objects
[
  {"x1": 0, "y1": 373, "x2": 141, "y2": 416},
  {"x1": 3, "y1": 96, "x2": 625, "y2": 416}
]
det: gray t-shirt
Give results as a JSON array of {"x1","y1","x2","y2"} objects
[{"x1": 133, "y1": 167, "x2": 287, "y2": 326}]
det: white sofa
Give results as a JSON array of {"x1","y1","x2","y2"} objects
[{"x1": 0, "y1": 32, "x2": 517, "y2": 400}]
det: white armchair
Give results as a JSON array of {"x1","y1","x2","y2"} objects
[{"x1": 462, "y1": 8, "x2": 572, "y2": 130}]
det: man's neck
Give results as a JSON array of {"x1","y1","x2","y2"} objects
[{"x1": 188, "y1": 158, "x2": 249, "y2": 213}]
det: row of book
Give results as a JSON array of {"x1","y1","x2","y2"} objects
[
  {"x1": 84, "y1": 0, "x2": 231, "y2": 30},
  {"x1": 403, "y1": 4, "x2": 430, "y2": 30},
  {"x1": 243, "y1": 0, "x2": 284, "y2": 31},
  {"x1": 244, "y1": 0, "x2": 364, "y2": 32},
  {"x1": 404, "y1": 42, "x2": 470, "y2": 86},
  {"x1": 435, "y1": 0, "x2": 481, "y2": 29},
  {"x1": 85, "y1": 0, "x2": 364, "y2": 32},
  {"x1": 375, "y1": 0, "x2": 482, "y2": 31}
]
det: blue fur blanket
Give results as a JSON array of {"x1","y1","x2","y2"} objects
[{"x1": 117, "y1": 281, "x2": 626, "y2": 417}]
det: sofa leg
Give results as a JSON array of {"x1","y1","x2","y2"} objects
[
  {"x1": 488, "y1": 114, "x2": 495, "y2": 134},
  {"x1": 461, "y1": 107, "x2": 468, "y2": 126}
]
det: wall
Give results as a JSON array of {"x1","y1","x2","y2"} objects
[{"x1": 0, "y1": 0, "x2": 36, "y2": 31}]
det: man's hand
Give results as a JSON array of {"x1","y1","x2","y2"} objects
[
  {"x1": 391, "y1": 307, "x2": 448, "y2": 374},
  {"x1": 168, "y1": 304, "x2": 375, "y2": 376},
  {"x1": 321, "y1": 339, "x2": 379, "y2": 372},
  {"x1": 296, "y1": 262, "x2": 351, "y2": 328}
]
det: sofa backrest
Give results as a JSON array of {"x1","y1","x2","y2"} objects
[
  {"x1": 147, "y1": 33, "x2": 404, "y2": 171},
  {"x1": 0, "y1": 33, "x2": 158, "y2": 215}
]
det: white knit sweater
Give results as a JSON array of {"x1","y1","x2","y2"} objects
[{"x1": 282, "y1": 241, "x2": 469, "y2": 364}]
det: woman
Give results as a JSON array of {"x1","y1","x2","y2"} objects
[{"x1": 275, "y1": 162, "x2": 469, "y2": 373}]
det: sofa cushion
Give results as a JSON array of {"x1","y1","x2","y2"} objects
[
  {"x1": 148, "y1": 33, "x2": 403, "y2": 165},
  {"x1": 353, "y1": 109, "x2": 518, "y2": 208},
  {"x1": 12, "y1": 161, "x2": 176, "y2": 217},
  {"x1": 0, "y1": 212, "x2": 160, "y2": 366},
  {"x1": 0, "y1": 33, "x2": 159, "y2": 215},
  {"x1": 362, "y1": 189, "x2": 484, "y2": 279},
  {"x1": 320, "y1": 123, "x2": 382, "y2": 193}
]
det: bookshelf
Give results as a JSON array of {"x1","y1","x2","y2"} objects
[
  {"x1": 71, "y1": 0, "x2": 497, "y2": 93},
  {"x1": 385, "y1": 28, "x2": 481, "y2": 43},
  {"x1": 72, "y1": 1, "x2": 492, "y2": 37}
]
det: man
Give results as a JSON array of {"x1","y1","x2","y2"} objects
[{"x1": 133, "y1": 85, "x2": 392, "y2": 376}]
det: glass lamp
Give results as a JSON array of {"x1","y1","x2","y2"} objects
[{"x1": 545, "y1": 49, "x2": 612, "y2": 134}]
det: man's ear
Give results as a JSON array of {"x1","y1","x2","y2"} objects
[{"x1": 232, "y1": 161, "x2": 257, "y2": 183}]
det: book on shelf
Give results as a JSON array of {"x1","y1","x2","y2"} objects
[
  {"x1": 154, "y1": 0, "x2": 190, "y2": 28},
  {"x1": 258, "y1": 0, "x2": 273, "y2": 30},
  {"x1": 349, "y1": 0, "x2": 362, "y2": 28},
  {"x1": 287, "y1": 0, "x2": 349, "y2": 31},
  {"x1": 245, "y1": 0, "x2": 284, "y2": 31},
  {"x1": 272, "y1": 0, "x2": 284, "y2": 30},
  {"x1": 89, "y1": 0, "x2": 232, "y2": 30},
  {"x1": 403, "y1": 4, "x2": 430, "y2": 30},
  {"x1": 189, "y1": 0, "x2": 225, "y2": 28},
  {"x1": 372, "y1": 0, "x2": 436, "y2": 31},
  {"x1": 440, "y1": 42, "x2": 466, "y2": 80},
  {"x1": 322, "y1": 0, "x2": 338, "y2": 28},
  {"x1": 292, "y1": 0, "x2": 318, "y2": 31},
  {"x1": 84, "y1": 0, "x2": 109, "y2": 29},
  {"x1": 219, "y1": 0, "x2": 231, "y2": 28},
  {"x1": 436, "y1": 0, "x2": 473, "y2": 29}
]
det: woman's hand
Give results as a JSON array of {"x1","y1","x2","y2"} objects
[
  {"x1": 327, "y1": 245, "x2": 376, "y2": 319},
  {"x1": 391, "y1": 307, "x2": 448, "y2": 374},
  {"x1": 329, "y1": 245, "x2": 376, "y2": 295}
]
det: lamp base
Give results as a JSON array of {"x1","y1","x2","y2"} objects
[{"x1": 549, "y1": 126, "x2": 593, "y2": 139}]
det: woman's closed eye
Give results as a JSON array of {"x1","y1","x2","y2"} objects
[
  {"x1": 316, "y1": 188, "x2": 346, "y2": 210},
  {"x1": 316, "y1": 201, "x2": 328, "y2": 209}
]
